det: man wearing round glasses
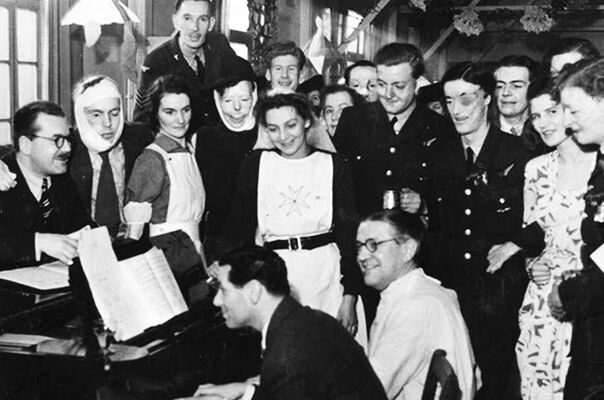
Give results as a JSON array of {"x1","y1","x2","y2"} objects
[
  {"x1": 356, "y1": 209, "x2": 478, "y2": 400},
  {"x1": 425, "y1": 62, "x2": 530, "y2": 398},
  {"x1": 0, "y1": 101, "x2": 91, "y2": 268}
]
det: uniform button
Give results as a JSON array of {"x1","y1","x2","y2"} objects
[
  {"x1": 465, "y1": 208, "x2": 472, "y2": 216},
  {"x1": 356, "y1": 155, "x2": 362, "y2": 160},
  {"x1": 389, "y1": 147, "x2": 396, "y2": 154},
  {"x1": 421, "y1": 162, "x2": 427, "y2": 167},
  {"x1": 464, "y1": 252, "x2": 471, "y2": 260},
  {"x1": 464, "y1": 188, "x2": 472, "y2": 196},
  {"x1": 499, "y1": 197, "x2": 506, "y2": 204},
  {"x1": 464, "y1": 229, "x2": 471, "y2": 236},
  {"x1": 386, "y1": 170, "x2": 392, "y2": 176},
  {"x1": 437, "y1": 197, "x2": 442, "y2": 202}
]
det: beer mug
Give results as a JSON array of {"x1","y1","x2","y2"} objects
[{"x1": 383, "y1": 190, "x2": 399, "y2": 210}]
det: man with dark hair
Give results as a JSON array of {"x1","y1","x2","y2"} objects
[
  {"x1": 334, "y1": 43, "x2": 452, "y2": 326},
  {"x1": 426, "y1": 62, "x2": 529, "y2": 399},
  {"x1": 264, "y1": 41, "x2": 306, "y2": 92},
  {"x1": 493, "y1": 55, "x2": 547, "y2": 155},
  {"x1": 184, "y1": 246, "x2": 387, "y2": 400},
  {"x1": 344, "y1": 60, "x2": 378, "y2": 102},
  {"x1": 544, "y1": 37, "x2": 600, "y2": 77},
  {"x1": 320, "y1": 85, "x2": 359, "y2": 136},
  {"x1": 133, "y1": 0, "x2": 235, "y2": 131},
  {"x1": 0, "y1": 101, "x2": 91, "y2": 268}
]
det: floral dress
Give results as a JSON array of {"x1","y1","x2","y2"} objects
[{"x1": 516, "y1": 150, "x2": 594, "y2": 399}]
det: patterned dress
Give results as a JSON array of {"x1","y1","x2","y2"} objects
[{"x1": 516, "y1": 151, "x2": 594, "y2": 399}]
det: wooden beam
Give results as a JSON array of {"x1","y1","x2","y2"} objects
[
  {"x1": 424, "y1": 0, "x2": 482, "y2": 61},
  {"x1": 399, "y1": 5, "x2": 604, "y2": 13},
  {"x1": 338, "y1": 0, "x2": 393, "y2": 53}
]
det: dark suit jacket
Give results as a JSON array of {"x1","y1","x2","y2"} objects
[
  {"x1": 559, "y1": 151, "x2": 604, "y2": 364},
  {"x1": 334, "y1": 101, "x2": 452, "y2": 216},
  {"x1": 133, "y1": 32, "x2": 235, "y2": 131},
  {"x1": 254, "y1": 296, "x2": 386, "y2": 400},
  {"x1": 69, "y1": 122, "x2": 152, "y2": 219},
  {"x1": 0, "y1": 154, "x2": 92, "y2": 268}
]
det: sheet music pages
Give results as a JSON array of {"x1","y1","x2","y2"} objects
[
  {"x1": 0, "y1": 261, "x2": 69, "y2": 290},
  {"x1": 118, "y1": 248, "x2": 187, "y2": 326},
  {"x1": 78, "y1": 227, "x2": 188, "y2": 341}
]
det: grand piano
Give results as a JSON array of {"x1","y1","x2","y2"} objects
[{"x1": 0, "y1": 240, "x2": 261, "y2": 400}]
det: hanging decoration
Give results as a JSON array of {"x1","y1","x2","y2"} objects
[
  {"x1": 453, "y1": 7, "x2": 484, "y2": 36},
  {"x1": 302, "y1": 17, "x2": 347, "y2": 84},
  {"x1": 60, "y1": 0, "x2": 140, "y2": 47},
  {"x1": 409, "y1": 0, "x2": 427, "y2": 12},
  {"x1": 520, "y1": 6, "x2": 555, "y2": 34},
  {"x1": 248, "y1": 0, "x2": 278, "y2": 76}
]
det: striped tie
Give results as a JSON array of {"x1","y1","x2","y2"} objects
[{"x1": 40, "y1": 177, "x2": 53, "y2": 226}]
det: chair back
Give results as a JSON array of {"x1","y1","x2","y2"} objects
[{"x1": 420, "y1": 349, "x2": 461, "y2": 400}]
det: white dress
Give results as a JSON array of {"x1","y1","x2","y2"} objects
[{"x1": 257, "y1": 151, "x2": 367, "y2": 347}]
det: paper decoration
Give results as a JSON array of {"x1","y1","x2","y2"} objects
[
  {"x1": 453, "y1": 8, "x2": 484, "y2": 37},
  {"x1": 520, "y1": 6, "x2": 555, "y2": 34},
  {"x1": 60, "y1": 0, "x2": 140, "y2": 47},
  {"x1": 410, "y1": 0, "x2": 426, "y2": 12}
]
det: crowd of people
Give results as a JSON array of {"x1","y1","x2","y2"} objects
[{"x1": 1, "y1": 0, "x2": 604, "y2": 399}]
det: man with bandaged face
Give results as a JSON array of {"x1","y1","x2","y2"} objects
[
  {"x1": 0, "y1": 76, "x2": 152, "y2": 237},
  {"x1": 70, "y1": 76, "x2": 152, "y2": 237}
]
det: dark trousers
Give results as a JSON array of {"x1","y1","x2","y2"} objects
[{"x1": 564, "y1": 362, "x2": 604, "y2": 400}]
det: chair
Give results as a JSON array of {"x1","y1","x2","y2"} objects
[{"x1": 421, "y1": 349, "x2": 462, "y2": 400}]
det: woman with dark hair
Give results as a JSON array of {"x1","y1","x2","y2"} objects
[
  {"x1": 219, "y1": 92, "x2": 367, "y2": 345},
  {"x1": 504, "y1": 76, "x2": 596, "y2": 399},
  {"x1": 124, "y1": 74, "x2": 206, "y2": 278},
  {"x1": 195, "y1": 56, "x2": 259, "y2": 259}
]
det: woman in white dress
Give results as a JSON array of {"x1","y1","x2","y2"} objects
[
  {"x1": 124, "y1": 75, "x2": 206, "y2": 282},
  {"x1": 219, "y1": 93, "x2": 367, "y2": 346},
  {"x1": 490, "y1": 77, "x2": 596, "y2": 398}
]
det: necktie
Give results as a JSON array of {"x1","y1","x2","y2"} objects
[
  {"x1": 390, "y1": 117, "x2": 398, "y2": 134},
  {"x1": 39, "y1": 177, "x2": 53, "y2": 228},
  {"x1": 465, "y1": 147, "x2": 475, "y2": 173},
  {"x1": 194, "y1": 55, "x2": 205, "y2": 82},
  {"x1": 95, "y1": 151, "x2": 121, "y2": 236}
]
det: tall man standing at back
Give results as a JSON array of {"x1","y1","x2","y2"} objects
[
  {"x1": 134, "y1": 0, "x2": 235, "y2": 131},
  {"x1": 334, "y1": 42, "x2": 452, "y2": 326}
]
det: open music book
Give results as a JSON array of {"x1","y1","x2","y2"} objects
[
  {"x1": 0, "y1": 261, "x2": 69, "y2": 292},
  {"x1": 78, "y1": 227, "x2": 188, "y2": 341}
]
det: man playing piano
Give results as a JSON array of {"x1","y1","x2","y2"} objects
[
  {"x1": 0, "y1": 101, "x2": 91, "y2": 268},
  {"x1": 180, "y1": 245, "x2": 387, "y2": 400}
]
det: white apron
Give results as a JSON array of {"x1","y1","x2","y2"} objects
[
  {"x1": 147, "y1": 143, "x2": 206, "y2": 257},
  {"x1": 257, "y1": 151, "x2": 367, "y2": 348}
]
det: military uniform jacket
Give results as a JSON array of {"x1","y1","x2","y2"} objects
[
  {"x1": 333, "y1": 101, "x2": 451, "y2": 216},
  {"x1": 425, "y1": 126, "x2": 529, "y2": 290},
  {"x1": 559, "y1": 151, "x2": 604, "y2": 363},
  {"x1": 133, "y1": 32, "x2": 235, "y2": 131}
]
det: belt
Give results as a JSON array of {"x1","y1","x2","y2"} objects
[{"x1": 264, "y1": 232, "x2": 335, "y2": 251}]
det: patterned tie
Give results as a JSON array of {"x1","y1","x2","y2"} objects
[
  {"x1": 95, "y1": 151, "x2": 121, "y2": 236},
  {"x1": 194, "y1": 55, "x2": 205, "y2": 82},
  {"x1": 39, "y1": 177, "x2": 53, "y2": 228}
]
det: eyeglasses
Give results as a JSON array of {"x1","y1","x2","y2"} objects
[
  {"x1": 29, "y1": 135, "x2": 72, "y2": 149},
  {"x1": 355, "y1": 237, "x2": 404, "y2": 253}
]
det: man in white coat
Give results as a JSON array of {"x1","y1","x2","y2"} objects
[{"x1": 356, "y1": 209, "x2": 480, "y2": 400}]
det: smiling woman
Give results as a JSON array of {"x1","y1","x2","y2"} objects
[
  {"x1": 124, "y1": 75, "x2": 207, "y2": 285},
  {"x1": 218, "y1": 92, "x2": 368, "y2": 346}
]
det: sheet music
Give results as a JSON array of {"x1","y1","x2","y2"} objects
[
  {"x1": 0, "y1": 261, "x2": 69, "y2": 290},
  {"x1": 78, "y1": 227, "x2": 188, "y2": 341}
]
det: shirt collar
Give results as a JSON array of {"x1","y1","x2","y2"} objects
[
  {"x1": 261, "y1": 319, "x2": 270, "y2": 351},
  {"x1": 499, "y1": 115, "x2": 525, "y2": 136},
  {"x1": 16, "y1": 155, "x2": 46, "y2": 200},
  {"x1": 155, "y1": 133, "x2": 190, "y2": 153}
]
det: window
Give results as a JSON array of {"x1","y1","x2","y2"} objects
[
  {"x1": 322, "y1": 8, "x2": 367, "y2": 64},
  {"x1": 0, "y1": 0, "x2": 44, "y2": 144},
  {"x1": 223, "y1": 0, "x2": 250, "y2": 59}
]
